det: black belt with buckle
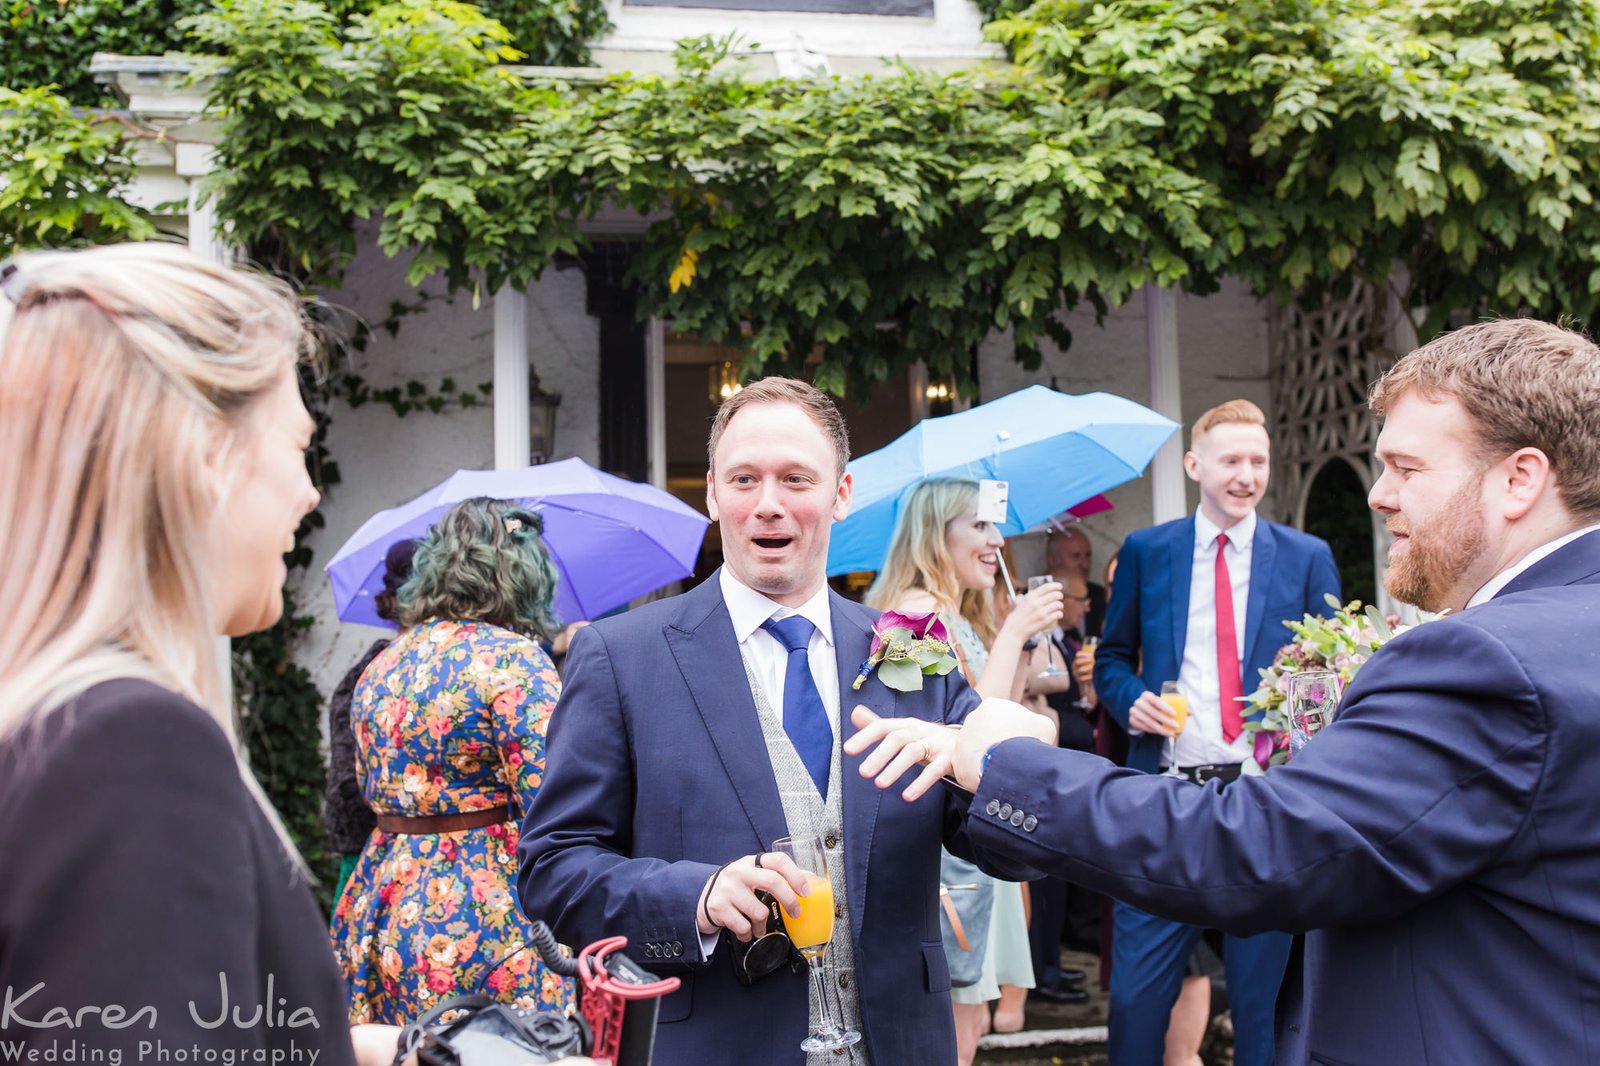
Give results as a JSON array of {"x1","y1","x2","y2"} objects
[{"x1": 1168, "y1": 763, "x2": 1242, "y2": 786}]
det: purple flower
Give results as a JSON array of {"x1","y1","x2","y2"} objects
[
  {"x1": 1252, "y1": 729, "x2": 1276, "y2": 771},
  {"x1": 871, "y1": 610, "x2": 950, "y2": 656}
]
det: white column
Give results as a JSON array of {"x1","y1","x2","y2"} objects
[
  {"x1": 645, "y1": 317, "x2": 666, "y2": 489},
  {"x1": 187, "y1": 171, "x2": 235, "y2": 712},
  {"x1": 493, "y1": 287, "x2": 531, "y2": 471},
  {"x1": 1145, "y1": 285, "x2": 1187, "y2": 523}
]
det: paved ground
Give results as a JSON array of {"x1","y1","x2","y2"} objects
[{"x1": 974, "y1": 950, "x2": 1235, "y2": 1066}]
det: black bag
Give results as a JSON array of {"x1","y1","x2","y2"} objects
[{"x1": 396, "y1": 994, "x2": 589, "y2": 1066}]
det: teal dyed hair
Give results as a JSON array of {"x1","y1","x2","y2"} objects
[{"x1": 397, "y1": 496, "x2": 562, "y2": 640}]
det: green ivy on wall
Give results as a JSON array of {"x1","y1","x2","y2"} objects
[
  {"x1": 188, "y1": 0, "x2": 1600, "y2": 400},
  {"x1": 3, "y1": 0, "x2": 607, "y2": 105},
  {"x1": 0, "y1": 86, "x2": 156, "y2": 253}
]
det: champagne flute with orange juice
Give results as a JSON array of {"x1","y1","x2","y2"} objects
[
  {"x1": 1075, "y1": 636, "x2": 1100, "y2": 709},
  {"x1": 772, "y1": 834, "x2": 861, "y2": 1053},
  {"x1": 1160, "y1": 681, "x2": 1189, "y2": 734}
]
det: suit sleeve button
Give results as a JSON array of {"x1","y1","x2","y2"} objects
[
  {"x1": 1010, "y1": 810, "x2": 1025, "y2": 827},
  {"x1": 985, "y1": 799, "x2": 1002, "y2": 817},
  {"x1": 1023, "y1": 814, "x2": 1037, "y2": 832},
  {"x1": 672, "y1": 941, "x2": 684, "y2": 956},
  {"x1": 998, "y1": 803, "x2": 1013, "y2": 820}
]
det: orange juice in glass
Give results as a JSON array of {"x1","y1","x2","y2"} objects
[
  {"x1": 773, "y1": 834, "x2": 860, "y2": 1051},
  {"x1": 781, "y1": 872, "x2": 835, "y2": 957},
  {"x1": 1160, "y1": 681, "x2": 1189, "y2": 734}
]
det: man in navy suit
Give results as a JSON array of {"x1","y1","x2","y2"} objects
[
  {"x1": 1092, "y1": 399, "x2": 1340, "y2": 1066},
  {"x1": 851, "y1": 318, "x2": 1600, "y2": 1064},
  {"x1": 518, "y1": 376, "x2": 1031, "y2": 1066}
]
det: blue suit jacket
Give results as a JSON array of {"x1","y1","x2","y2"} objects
[
  {"x1": 968, "y1": 530, "x2": 1600, "y2": 1064},
  {"x1": 1094, "y1": 515, "x2": 1342, "y2": 773},
  {"x1": 518, "y1": 572, "x2": 1024, "y2": 1066}
]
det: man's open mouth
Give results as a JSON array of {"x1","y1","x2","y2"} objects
[{"x1": 753, "y1": 535, "x2": 793, "y2": 550}]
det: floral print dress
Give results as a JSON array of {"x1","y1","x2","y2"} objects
[{"x1": 330, "y1": 619, "x2": 574, "y2": 1022}]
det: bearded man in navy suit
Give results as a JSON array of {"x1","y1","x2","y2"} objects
[
  {"x1": 519, "y1": 377, "x2": 1037, "y2": 1066},
  {"x1": 852, "y1": 318, "x2": 1600, "y2": 1065}
]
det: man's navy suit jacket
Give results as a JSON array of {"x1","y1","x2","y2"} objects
[
  {"x1": 1095, "y1": 515, "x2": 1341, "y2": 773},
  {"x1": 970, "y1": 530, "x2": 1600, "y2": 1064},
  {"x1": 517, "y1": 572, "x2": 1026, "y2": 1066}
]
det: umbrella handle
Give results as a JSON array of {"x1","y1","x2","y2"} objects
[{"x1": 994, "y1": 550, "x2": 1019, "y2": 605}]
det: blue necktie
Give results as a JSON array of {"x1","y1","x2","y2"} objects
[{"x1": 761, "y1": 615, "x2": 833, "y2": 798}]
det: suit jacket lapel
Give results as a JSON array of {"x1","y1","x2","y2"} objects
[
  {"x1": 1244, "y1": 519, "x2": 1278, "y2": 666},
  {"x1": 663, "y1": 576, "x2": 788, "y2": 850},
  {"x1": 832, "y1": 592, "x2": 893, "y2": 945},
  {"x1": 1168, "y1": 516, "x2": 1196, "y2": 661}
]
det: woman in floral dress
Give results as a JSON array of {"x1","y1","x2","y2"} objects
[{"x1": 331, "y1": 497, "x2": 574, "y2": 1021}]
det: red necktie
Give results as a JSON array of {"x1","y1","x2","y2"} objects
[{"x1": 1215, "y1": 533, "x2": 1244, "y2": 743}]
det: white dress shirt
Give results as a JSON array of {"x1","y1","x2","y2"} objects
[
  {"x1": 1169, "y1": 509, "x2": 1257, "y2": 768},
  {"x1": 1465, "y1": 521, "x2": 1600, "y2": 608},
  {"x1": 718, "y1": 567, "x2": 841, "y2": 735}
]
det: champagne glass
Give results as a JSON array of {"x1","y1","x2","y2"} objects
[
  {"x1": 1026, "y1": 575, "x2": 1067, "y2": 677},
  {"x1": 772, "y1": 834, "x2": 860, "y2": 1053},
  {"x1": 1286, "y1": 670, "x2": 1341, "y2": 755},
  {"x1": 1075, "y1": 636, "x2": 1100, "y2": 709},
  {"x1": 1160, "y1": 681, "x2": 1189, "y2": 735}
]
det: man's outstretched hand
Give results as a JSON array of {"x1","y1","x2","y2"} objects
[{"x1": 845, "y1": 699, "x2": 1055, "y2": 800}]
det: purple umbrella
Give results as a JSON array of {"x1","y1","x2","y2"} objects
[{"x1": 326, "y1": 458, "x2": 710, "y2": 628}]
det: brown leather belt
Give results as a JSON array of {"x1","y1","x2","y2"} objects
[
  {"x1": 375, "y1": 805, "x2": 510, "y2": 834},
  {"x1": 940, "y1": 884, "x2": 973, "y2": 952}
]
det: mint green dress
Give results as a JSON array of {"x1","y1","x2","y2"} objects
[{"x1": 944, "y1": 614, "x2": 1036, "y2": 1004}]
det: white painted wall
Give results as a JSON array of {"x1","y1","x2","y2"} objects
[
  {"x1": 293, "y1": 223, "x2": 600, "y2": 697},
  {"x1": 595, "y1": 0, "x2": 999, "y2": 67},
  {"x1": 980, "y1": 277, "x2": 1275, "y2": 580}
]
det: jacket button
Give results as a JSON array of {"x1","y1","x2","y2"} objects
[
  {"x1": 838, "y1": 973, "x2": 851, "y2": 988},
  {"x1": 1010, "y1": 810, "x2": 1025, "y2": 828},
  {"x1": 825, "y1": 834, "x2": 839, "y2": 849},
  {"x1": 985, "y1": 799, "x2": 1001, "y2": 817},
  {"x1": 998, "y1": 803, "x2": 1013, "y2": 820},
  {"x1": 835, "y1": 903, "x2": 845, "y2": 919},
  {"x1": 672, "y1": 940, "x2": 684, "y2": 956},
  {"x1": 1022, "y1": 814, "x2": 1037, "y2": 832}
]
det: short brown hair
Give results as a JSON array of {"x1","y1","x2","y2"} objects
[
  {"x1": 1370, "y1": 318, "x2": 1600, "y2": 520},
  {"x1": 707, "y1": 376, "x2": 851, "y2": 478},
  {"x1": 1190, "y1": 399, "x2": 1266, "y2": 449}
]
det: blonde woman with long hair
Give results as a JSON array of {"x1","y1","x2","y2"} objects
[
  {"x1": 0, "y1": 244, "x2": 397, "y2": 1066},
  {"x1": 865, "y1": 477, "x2": 1063, "y2": 1064}
]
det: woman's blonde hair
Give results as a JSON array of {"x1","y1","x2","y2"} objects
[
  {"x1": 0, "y1": 242, "x2": 311, "y2": 860},
  {"x1": 864, "y1": 478, "x2": 997, "y2": 647}
]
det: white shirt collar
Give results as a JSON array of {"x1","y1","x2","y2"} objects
[
  {"x1": 719, "y1": 567, "x2": 835, "y2": 646},
  {"x1": 1465, "y1": 522, "x2": 1600, "y2": 608},
  {"x1": 1195, "y1": 508, "x2": 1256, "y2": 551}
]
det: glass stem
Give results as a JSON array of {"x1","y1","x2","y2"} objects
[{"x1": 809, "y1": 957, "x2": 843, "y2": 1036}]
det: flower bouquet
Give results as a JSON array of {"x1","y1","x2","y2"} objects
[{"x1": 1239, "y1": 594, "x2": 1427, "y2": 771}]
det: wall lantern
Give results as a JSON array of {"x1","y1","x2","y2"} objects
[{"x1": 530, "y1": 368, "x2": 562, "y2": 464}]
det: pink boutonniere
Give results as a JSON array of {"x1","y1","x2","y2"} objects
[{"x1": 852, "y1": 610, "x2": 960, "y2": 692}]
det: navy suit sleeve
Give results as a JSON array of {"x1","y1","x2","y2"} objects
[
  {"x1": 517, "y1": 623, "x2": 719, "y2": 965},
  {"x1": 932, "y1": 671, "x2": 1044, "y2": 882},
  {"x1": 966, "y1": 617, "x2": 1545, "y2": 936},
  {"x1": 1094, "y1": 534, "x2": 1147, "y2": 730},
  {"x1": 1306, "y1": 537, "x2": 1342, "y2": 612}
]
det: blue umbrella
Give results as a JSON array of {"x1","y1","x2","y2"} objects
[
  {"x1": 827, "y1": 386, "x2": 1179, "y2": 575},
  {"x1": 326, "y1": 457, "x2": 710, "y2": 627}
]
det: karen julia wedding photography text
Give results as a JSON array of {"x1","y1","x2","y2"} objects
[{"x1": 1, "y1": 973, "x2": 326, "y2": 1066}]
